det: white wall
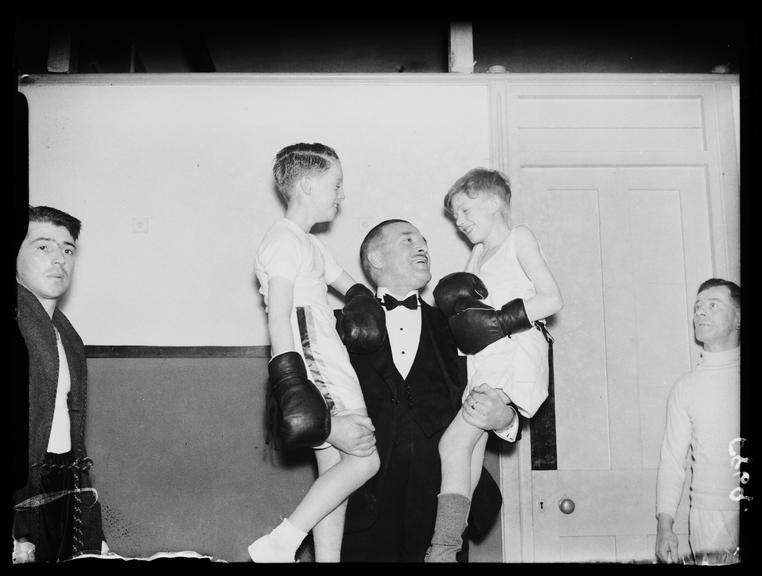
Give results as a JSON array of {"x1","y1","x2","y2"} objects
[{"x1": 20, "y1": 76, "x2": 491, "y2": 345}]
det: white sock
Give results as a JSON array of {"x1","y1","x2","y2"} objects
[
  {"x1": 249, "y1": 518, "x2": 308, "y2": 562},
  {"x1": 270, "y1": 518, "x2": 307, "y2": 552}
]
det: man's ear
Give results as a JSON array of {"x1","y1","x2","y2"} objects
[{"x1": 367, "y1": 249, "x2": 383, "y2": 270}]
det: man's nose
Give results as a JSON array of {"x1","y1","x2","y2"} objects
[{"x1": 50, "y1": 247, "x2": 65, "y2": 264}]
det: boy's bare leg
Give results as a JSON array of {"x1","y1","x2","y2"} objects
[
  {"x1": 426, "y1": 412, "x2": 485, "y2": 562},
  {"x1": 311, "y1": 497, "x2": 347, "y2": 562},
  {"x1": 468, "y1": 431, "x2": 489, "y2": 498},
  {"x1": 439, "y1": 411, "x2": 486, "y2": 496},
  {"x1": 249, "y1": 410, "x2": 378, "y2": 563}
]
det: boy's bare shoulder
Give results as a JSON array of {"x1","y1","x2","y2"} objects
[{"x1": 512, "y1": 224, "x2": 539, "y2": 243}]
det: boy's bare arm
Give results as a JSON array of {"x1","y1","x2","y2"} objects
[
  {"x1": 267, "y1": 276, "x2": 297, "y2": 356},
  {"x1": 513, "y1": 225, "x2": 563, "y2": 321}
]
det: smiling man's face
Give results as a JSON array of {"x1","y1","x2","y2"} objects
[{"x1": 370, "y1": 221, "x2": 431, "y2": 297}]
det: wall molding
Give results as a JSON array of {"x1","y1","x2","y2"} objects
[
  {"x1": 85, "y1": 345, "x2": 270, "y2": 358},
  {"x1": 18, "y1": 72, "x2": 738, "y2": 88}
]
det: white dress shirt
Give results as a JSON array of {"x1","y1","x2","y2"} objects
[
  {"x1": 378, "y1": 286, "x2": 519, "y2": 441},
  {"x1": 47, "y1": 327, "x2": 72, "y2": 454},
  {"x1": 377, "y1": 288, "x2": 421, "y2": 380}
]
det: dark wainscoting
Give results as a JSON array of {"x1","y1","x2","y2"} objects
[
  {"x1": 85, "y1": 347, "x2": 315, "y2": 562},
  {"x1": 84, "y1": 346, "x2": 503, "y2": 562}
]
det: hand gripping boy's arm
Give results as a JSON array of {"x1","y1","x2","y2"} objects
[{"x1": 463, "y1": 383, "x2": 520, "y2": 442}]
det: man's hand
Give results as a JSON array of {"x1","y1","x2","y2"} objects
[
  {"x1": 462, "y1": 384, "x2": 516, "y2": 431},
  {"x1": 655, "y1": 514, "x2": 680, "y2": 563},
  {"x1": 327, "y1": 413, "x2": 377, "y2": 456},
  {"x1": 12, "y1": 539, "x2": 35, "y2": 564}
]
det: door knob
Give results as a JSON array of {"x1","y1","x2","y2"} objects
[{"x1": 558, "y1": 497, "x2": 575, "y2": 514}]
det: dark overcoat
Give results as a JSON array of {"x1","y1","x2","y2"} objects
[{"x1": 14, "y1": 284, "x2": 104, "y2": 558}]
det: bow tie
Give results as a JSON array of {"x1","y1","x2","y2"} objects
[{"x1": 381, "y1": 293, "x2": 419, "y2": 311}]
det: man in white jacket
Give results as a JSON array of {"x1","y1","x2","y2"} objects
[{"x1": 655, "y1": 278, "x2": 741, "y2": 564}]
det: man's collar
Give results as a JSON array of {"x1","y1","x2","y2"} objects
[
  {"x1": 17, "y1": 282, "x2": 58, "y2": 320},
  {"x1": 376, "y1": 287, "x2": 419, "y2": 300},
  {"x1": 377, "y1": 287, "x2": 420, "y2": 311}
]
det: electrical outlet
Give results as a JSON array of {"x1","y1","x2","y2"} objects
[{"x1": 132, "y1": 217, "x2": 149, "y2": 233}]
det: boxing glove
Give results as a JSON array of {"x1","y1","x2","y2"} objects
[
  {"x1": 337, "y1": 283, "x2": 387, "y2": 353},
  {"x1": 267, "y1": 351, "x2": 331, "y2": 449},
  {"x1": 433, "y1": 272, "x2": 489, "y2": 317},
  {"x1": 448, "y1": 297, "x2": 533, "y2": 355}
]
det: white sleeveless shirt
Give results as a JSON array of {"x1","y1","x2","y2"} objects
[{"x1": 463, "y1": 226, "x2": 549, "y2": 418}]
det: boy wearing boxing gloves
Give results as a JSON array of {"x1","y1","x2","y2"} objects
[
  {"x1": 249, "y1": 143, "x2": 384, "y2": 562},
  {"x1": 426, "y1": 168, "x2": 563, "y2": 562}
]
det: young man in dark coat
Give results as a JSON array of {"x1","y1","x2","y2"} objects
[
  {"x1": 337, "y1": 219, "x2": 517, "y2": 562},
  {"x1": 13, "y1": 206, "x2": 107, "y2": 563}
]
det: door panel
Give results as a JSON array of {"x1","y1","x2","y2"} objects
[
  {"x1": 521, "y1": 184, "x2": 611, "y2": 471},
  {"x1": 532, "y1": 470, "x2": 691, "y2": 562}
]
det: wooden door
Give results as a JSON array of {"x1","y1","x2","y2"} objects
[
  {"x1": 490, "y1": 76, "x2": 739, "y2": 564},
  {"x1": 520, "y1": 166, "x2": 712, "y2": 562}
]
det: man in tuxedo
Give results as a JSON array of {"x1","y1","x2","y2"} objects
[{"x1": 338, "y1": 219, "x2": 517, "y2": 562}]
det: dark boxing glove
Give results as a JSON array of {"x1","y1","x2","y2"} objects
[
  {"x1": 433, "y1": 272, "x2": 489, "y2": 317},
  {"x1": 448, "y1": 297, "x2": 533, "y2": 355},
  {"x1": 267, "y1": 351, "x2": 331, "y2": 449},
  {"x1": 337, "y1": 283, "x2": 387, "y2": 353}
]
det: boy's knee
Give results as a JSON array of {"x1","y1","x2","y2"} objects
[
  {"x1": 347, "y1": 449, "x2": 380, "y2": 481},
  {"x1": 363, "y1": 451, "x2": 380, "y2": 479},
  {"x1": 437, "y1": 435, "x2": 447, "y2": 457}
]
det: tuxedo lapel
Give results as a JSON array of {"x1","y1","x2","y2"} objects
[
  {"x1": 419, "y1": 301, "x2": 459, "y2": 391},
  {"x1": 368, "y1": 334, "x2": 405, "y2": 392}
]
